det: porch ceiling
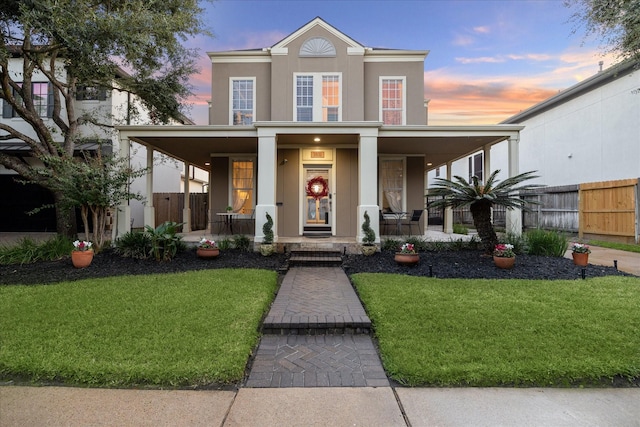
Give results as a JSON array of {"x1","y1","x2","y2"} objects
[{"x1": 119, "y1": 124, "x2": 522, "y2": 172}]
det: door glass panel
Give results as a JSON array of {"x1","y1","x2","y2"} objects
[{"x1": 305, "y1": 168, "x2": 331, "y2": 226}]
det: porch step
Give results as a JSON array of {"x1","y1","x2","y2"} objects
[{"x1": 288, "y1": 250, "x2": 343, "y2": 267}]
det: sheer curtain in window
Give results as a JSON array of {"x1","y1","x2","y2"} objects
[
  {"x1": 381, "y1": 159, "x2": 403, "y2": 213},
  {"x1": 232, "y1": 161, "x2": 254, "y2": 213}
]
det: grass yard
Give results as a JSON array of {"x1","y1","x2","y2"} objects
[
  {"x1": 0, "y1": 269, "x2": 277, "y2": 388},
  {"x1": 353, "y1": 274, "x2": 640, "y2": 387}
]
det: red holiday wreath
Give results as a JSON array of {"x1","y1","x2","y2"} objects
[{"x1": 306, "y1": 176, "x2": 329, "y2": 200}]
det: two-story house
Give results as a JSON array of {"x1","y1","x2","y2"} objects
[
  {"x1": 117, "y1": 17, "x2": 524, "y2": 250},
  {"x1": 0, "y1": 53, "x2": 189, "y2": 232}
]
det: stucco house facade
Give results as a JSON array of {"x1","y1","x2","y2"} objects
[
  {"x1": 117, "y1": 17, "x2": 524, "y2": 249},
  {"x1": 0, "y1": 55, "x2": 187, "y2": 232}
]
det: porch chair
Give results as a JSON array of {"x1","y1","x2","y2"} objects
[
  {"x1": 379, "y1": 210, "x2": 390, "y2": 236},
  {"x1": 402, "y1": 209, "x2": 424, "y2": 236},
  {"x1": 238, "y1": 209, "x2": 255, "y2": 235}
]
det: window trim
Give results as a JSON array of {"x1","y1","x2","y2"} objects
[
  {"x1": 229, "y1": 157, "x2": 257, "y2": 214},
  {"x1": 378, "y1": 156, "x2": 407, "y2": 213},
  {"x1": 293, "y1": 72, "x2": 342, "y2": 122},
  {"x1": 379, "y1": 76, "x2": 406, "y2": 125},
  {"x1": 2, "y1": 82, "x2": 53, "y2": 119},
  {"x1": 229, "y1": 77, "x2": 256, "y2": 126}
]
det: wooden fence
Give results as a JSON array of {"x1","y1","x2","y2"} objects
[
  {"x1": 579, "y1": 178, "x2": 639, "y2": 244},
  {"x1": 521, "y1": 185, "x2": 579, "y2": 232},
  {"x1": 153, "y1": 193, "x2": 208, "y2": 231}
]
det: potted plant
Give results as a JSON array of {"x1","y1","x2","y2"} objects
[
  {"x1": 493, "y1": 243, "x2": 515, "y2": 269},
  {"x1": 361, "y1": 211, "x2": 377, "y2": 256},
  {"x1": 226, "y1": 205, "x2": 233, "y2": 212},
  {"x1": 71, "y1": 240, "x2": 94, "y2": 268},
  {"x1": 395, "y1": 242, "x2": 419, "y2": 265},
  {"x1": 571, "y1": 243, "x2": 591, "y2": 266},
  {"x1": 260, "y1": 212, "x2": 275, "y2": 256},
  {"x1": 197, "y1": 238, "x2": 219, "y2": 259}
]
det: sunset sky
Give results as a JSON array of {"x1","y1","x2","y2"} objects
[{"x1": 183, "y1": 0, "x2": 617, "y2": 125}]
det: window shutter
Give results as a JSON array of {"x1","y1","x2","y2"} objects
[
  {"x1": 98, "y1": 88, "x2": 107, "y2": 101},
  {"x1": 2, "y1": 100, "x2": 12, "y2": 118},
  {"x1": 47, "y1": 82, "x2": 54, "y2": 117}
]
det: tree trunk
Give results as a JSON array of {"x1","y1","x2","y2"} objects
[
  {"x1": 470, "y1": 200, "x2": 498, "y2": 254},
  {"x1": 53, "y1": 190, "x2": 76, "y2": 238}
]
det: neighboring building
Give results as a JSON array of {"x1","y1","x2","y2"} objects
[
  {"x1": 0, "y1": 54, "x2": 189, "y2": 232},
  {"x1": 117, "y1": 17, "x2": 524, "y2": 247}
]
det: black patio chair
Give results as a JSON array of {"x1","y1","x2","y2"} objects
[{"x1": 402, "y1": 209, "x2": 423, "y2": 236}]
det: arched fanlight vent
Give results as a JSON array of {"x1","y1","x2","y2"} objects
[{"x1": 300, "y1": 37, "x2": 336, "y2": 57}]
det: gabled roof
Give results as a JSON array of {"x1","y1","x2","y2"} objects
[
  {"x1": 271, "y1": 16, "x2": 364, "y2": 50},
  {"x1": 502, "y1": 59, "x2": 638, "y2": 124}
]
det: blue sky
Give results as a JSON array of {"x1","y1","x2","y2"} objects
[{"x1": 184, "y1": 0, "x2": 613, "y2": 125}]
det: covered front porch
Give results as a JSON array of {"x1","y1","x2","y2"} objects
[{"x1": 116, "y1": 122, "x2": 523, "y2": 250}]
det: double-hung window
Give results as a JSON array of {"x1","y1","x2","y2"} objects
[
  {"x1": 379, "y1": 158, "x2": 406, "y2": 213},
  {"x1": 380, "y1": 77, "x2": 405, "y2": 125},
  {"x1": 230, "y1": 78, "x2": 255, "y2": 125},
  {"x1": 468, "y1": 152, "x2": 483, "y2": 183},
  {"x1": 231, "y1": 159, "x2": 255, "y2": 214},
  {"x1": 294, "y1": 73, "x2": 341, "y2": 122},
  {"x1": 2, "y1": 82, "x2": 53, "y2": 118}
]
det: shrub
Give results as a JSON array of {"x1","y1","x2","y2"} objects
[
  {"x1": 232, "y1": 234, "x2": 251, "y2": 251},
  {"x1": 361, "y1": 211, "x2": 376, "y2": 245},
  {"x1": 525, "y1": 229, "x2": 568, "y2": 257},
  {"x1": 0, "y1": 235, "x2": 73, "y2": 265},
  {"x1": 144, "y1": 221, "x2": 185, "y2": 261},
  {"x1": 503, "y1": 232, "x2": 526, "y2": 255},
  {"x1": 382, "y1": 238, "x2": 402, "y2": 251},
  {"x1": 115, "y1": 231, "x2": 151, "y2": 259},
  {"x1": 262, "y1": 212, "x2": 274, "y2": 244},
  {"x1": 218, "y1": 238, "x2": 233, "y2": 250},
  {"x1": 452, "y1": 223, "x2": 468, "y2": 235}
]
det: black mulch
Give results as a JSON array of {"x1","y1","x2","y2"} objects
[{"x1": 0, "y1": 248, "x2": 633, "y2": 286}]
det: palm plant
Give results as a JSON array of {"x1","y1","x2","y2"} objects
[{"x1": 427, "y1": 170, "x2": 541, "y2": 254}]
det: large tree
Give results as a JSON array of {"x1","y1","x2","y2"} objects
[
  {"x1": 566, "y1": 0, "x2": 640, "y2": 64},
  {"x1": 0, "y1": 0, "x2": 209, "y2": 235},
  {"x1": 427, "y1": 170, "x2": 541, "y2": 254}
]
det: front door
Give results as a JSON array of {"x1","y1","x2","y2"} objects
[{"x1": 303, "y1": 167, "x2": 332, "y2": 236}]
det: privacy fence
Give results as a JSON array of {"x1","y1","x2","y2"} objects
[
  {"x1": 429, "y1": 178, "x2": 639, "y2": 244},
  {"x1": 152, "y1": 193, "x2": 208, "y2": 231}
]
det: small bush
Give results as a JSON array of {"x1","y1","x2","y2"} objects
[
  {"x1": 382, "y1": 238, "x2": 402, "y2": 251},
  {"x1": 218, "y1": 238, "x2": 233, "y2": 250},
  {"x1": 525, "y1": 229, "x2": 568, "y2": 257},
  {"x1": 115, "y1": 231, "x2": 151, "y2": 259},
  {"x1": 232, "y1": 234, "x2": 251, "y2": 251},
  {"x1": 0, "y1": 235, "x2": 73, "y2": 265},
  {"x1": 503, "y1": 232, "x2": 527, "y2": 255},
  {"x1": 145, "y1": 221, "x2": 185, "y2": 261},
  {"x1": 452, "y1": 224, "x2": 468, "y2": 235}
]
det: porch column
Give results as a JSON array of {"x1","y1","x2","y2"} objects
[
  {"x1": 358, "y1": 131, "x2": 379, "y2": 243},
  {"x1": 444, "y1": 161, "x2": 453, "y2": 234},
  {"x1": 483, "y1": 144, "x2": 491, "y2": 185},
  {"x1": 182, "y1": 161, "x2": 192, "y2": 233},
  {"x1": 255, "y1": 132, "x2": 277, "y2": 243},
  {"x1": 116, "y1": 137, "x2": 132, "y2": 238},
  {"x1": 143, "y1": 147, "x2": 155, "y2": 229},
  {"x1": 505, "y1": 135, "x2": 522, "y2": 235}
]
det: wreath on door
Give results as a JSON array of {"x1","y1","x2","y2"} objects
[{"x1": 306, "y1": 176, "x2": 329, "y2": 200}]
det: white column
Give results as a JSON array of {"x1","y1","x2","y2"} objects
[
  {"x1": 255, "y1": 133, "x2": 277, "y2": 243},
  {"x1": 143, "y1": 147, "x2": 155, "y2": 229},
  {"x1": 483, "y1": 144, "x2": 491, "y2": 185},
  {"x1": 505, "y1": 135, "x2": 523, "y2": 234},
  {"x1": 116, "y1": 137, "x2": 132, "y2": 238},
  {"x1": 358, "y1": 132, "x2": 380, "y2": 243},
  {"x1": 444, "y1": 161, "x2": 453, "y2": 234},
  {"x1": 182, "y1": 161, "x2": 192, "y2": 233}
]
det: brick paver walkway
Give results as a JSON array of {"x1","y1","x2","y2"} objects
[{"x1": 246, "y1": 267, "x2": 389, "y2": 388}]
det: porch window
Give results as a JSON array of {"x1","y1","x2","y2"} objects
[
  {"x1": 380, "y1": 158, "x2": 405, "y2": 213},
  {"x1": 380, "y1": 77, "x2": 405, "y2": 125},
  {"x1": 230, "y1": 78, "x2": 255, "y2": 125},
  {"x1": 231, "y1": 159, "x2": 255, "y2": 213},
  {"x1": 469, "y1": 152, "x2": 483, "y2": 183},
  {"x1": 295, "y1": 73, "x2": 341, "y2": 122}
]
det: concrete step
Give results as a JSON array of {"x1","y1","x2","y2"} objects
[{"x1": 288, "y1": 250, "x2": 343, "y2": 267}]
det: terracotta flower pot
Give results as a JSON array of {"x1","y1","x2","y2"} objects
[
  {"x1": 493, "y1": 256, "x2": 515, "y2": 269},
  {"x1": 71, "y1": 250, "x2": 94, "y2": 268},
  {"x1": 572, "y1": 252, "x2": 589, "y2": 266},
  {"x1": 395, "y1": 252, "x2": 419, "y2": 265},
  {"x1": 197, "y1": 248, "x2": 220, "y2": 259}
]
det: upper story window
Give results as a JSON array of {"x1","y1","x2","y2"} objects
[
  {"x1": 2, "y1": 82, "x2": 53, "y2": 118},
  {"x1": 380, "y1": 77, "x2": 406, "y2": 125},
  {"x1": 76, "y1": 85, "x2": 108, "y2": 101},
  {"x1": 230, "y1": 78, "x2": 255, "y2": 125},
  {"x1": 469, "y1": 152, "x2": 483, "y2": 183},
  {"x1": 295, "y1": 73, "x2": 341, "y2": 122}
]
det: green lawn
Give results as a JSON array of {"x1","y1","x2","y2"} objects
[
  {"x1": 353, "y1": 274, "x2": 640, "y2": 387},
  {"x1": 0, "y1": 269, "x2": 277, "y2": 387}
]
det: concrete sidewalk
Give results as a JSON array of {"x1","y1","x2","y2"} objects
[{"x1": 2, "y1": 385, "x2": 639, "y2": 426}]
